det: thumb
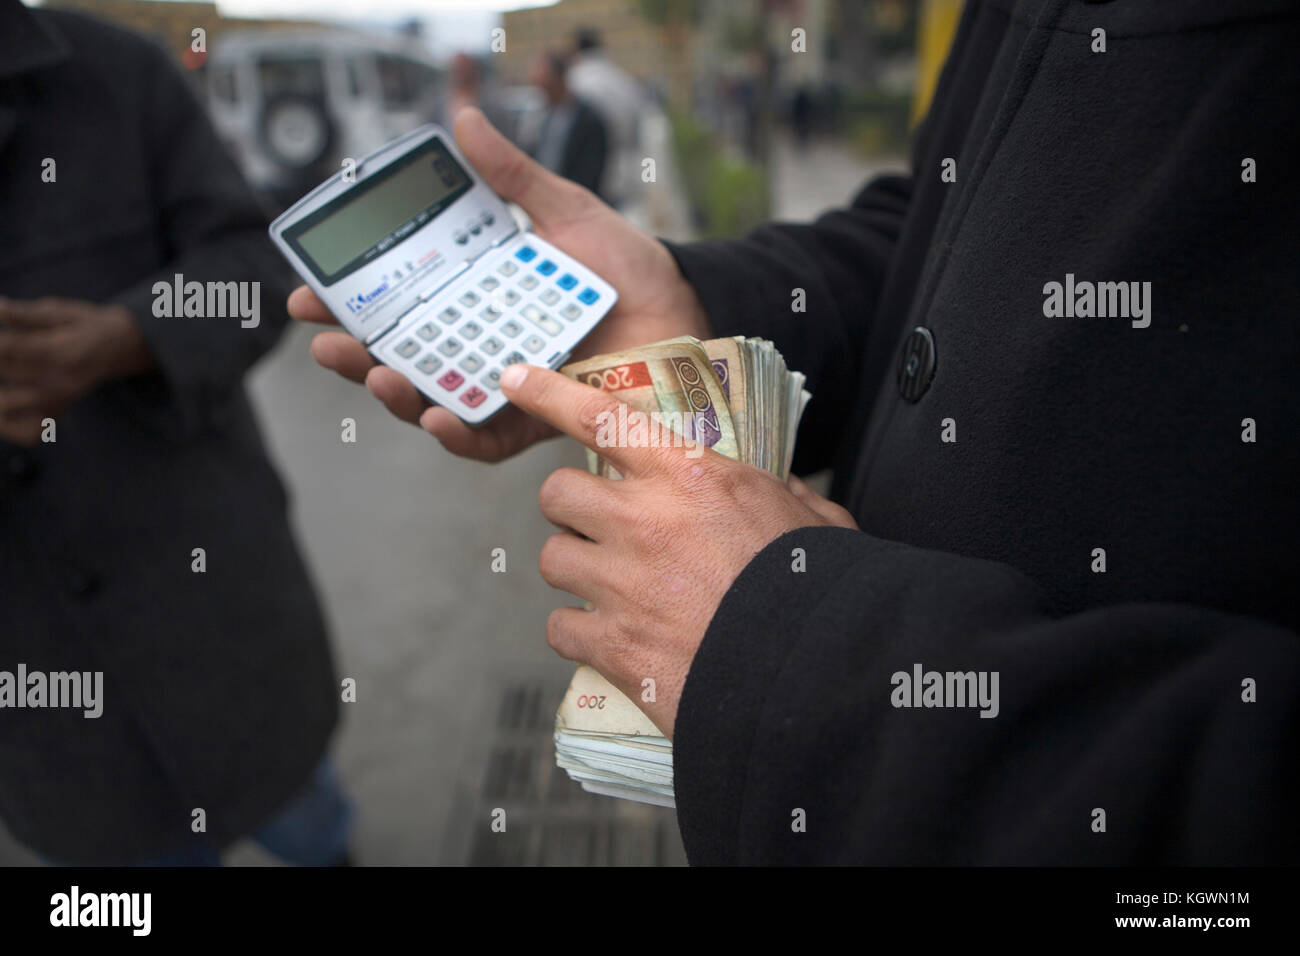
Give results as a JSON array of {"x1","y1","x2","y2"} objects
[{"x1": 452, "y1": 106, "x2": 592, "y2": 229}]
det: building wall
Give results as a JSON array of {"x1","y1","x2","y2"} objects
[{"x1": 499, "y1": 0, "x2": 668, "y2": 89}]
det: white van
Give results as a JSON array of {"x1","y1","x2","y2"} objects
[{"x1": 205, "y1": 30, "x2": 443, "y2": 206}]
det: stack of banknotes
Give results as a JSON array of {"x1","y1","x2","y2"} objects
[{"x1": 553, "y1": 336, "x2": 811, "y2": 807}]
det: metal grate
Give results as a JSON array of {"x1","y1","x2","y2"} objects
[{"x1": 457, "y1": 679, "x2": 687, "y2": 866}]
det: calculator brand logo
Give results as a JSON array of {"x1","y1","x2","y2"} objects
[{"x1": 347, "y1": 280, "x2": 391, "y2": 313}]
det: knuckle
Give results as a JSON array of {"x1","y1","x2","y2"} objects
[
  {"x1": 537, "y1": 534, "x2": 566, "y2": 584},
  {"x1": 545, "y1": 609, "x2": 583, "y2": 660},
  {"x1": 544, "y1": 609, "x2": 569, "y2": 654},
  {"x1": 573, "y1": 393, "x2": 612, "y2": 442},
  {"x1": 600, "y1": 615, "x2": 639, "y2": 662},
  {"x1": 536, "y1": 469, "x2": 570, "y2": 515},
  {"x1": 628, "y1": 506, "x2": 677, "y2": 549}
]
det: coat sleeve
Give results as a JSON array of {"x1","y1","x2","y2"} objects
[
  {"x1": 661, "y1": 174, "x2": 911, "y2": 474},
  {"x1": 108, "y1": 40, "x2": 295, "y2": 437},
  {"x1": 674, "y1": 526, "x2": 1300, "y2": 865}
]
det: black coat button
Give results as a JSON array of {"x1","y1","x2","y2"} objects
[{"x1": 897, "y1": 327, "x2": 937, "y2": 402}]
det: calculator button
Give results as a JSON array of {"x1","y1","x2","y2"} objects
[
  {"x1": 460, "y1": 386, "x2": 488, "y2": 408},
  {"x1": 480, "y1": 212, "x2": 495, "y2": 227},
  {"x1": 438, "y1": 307, "x2": 461, "y2": 324},
  {"x1": 415, "y1": 321, "x2": 439, "y2": 341},
  {"x1": 515, "y1": 245, "x2": 537, "y2": 262},
  {"x1": 481, "y1": 336, "x2": 504, "y2": 355},
  {"x1": 469, "y1": 222, "x2": 483, "y2": 236},
  {"x1": 479, "y1": 304, "x2": 502, "y2": 323},
  {"x1": 521, "y1": 304, "x2": 562, "y2": 336},
  {"x1": 438, "y1": 338, "x2": 463, "y2": 357},
  {"x1": 561, "y1": 303, "x2": 582, "y2": 321},
  {"x1": 535, "y1": 259, "x2": 557, "y2": 276},
  {"x1": 522, "y1": 334, "x2": 546, "y2": 354},
  {"x1": 478, "y1": 276, "x2": 500, "y2": 292},
  {"x1": 518, "y1": 274, "x2": 539, "y2": 291},
  {"x1": 454, "y1": 232, "x2": 468, "y2": 245},
  {"x1": 458, "y1": 321, "x2": 483, "y2": 340},
  {"x1": 459, "y1": 291, "x2": 480, "y2": 307},
  {"x1": 416, "y1": 354, "x2": 443, "y2": 375},
  {"x1": 459, "y1": 353, "x2": 485, "y2": 374},
  {"x1": 500, "y1": 319, "x2": 524, "y2": 338},
  {"x1": 482, "y1": 369, "x2": 502, "y2": 389},
  {"x1": 498, "y1": 260, "x2": 518, "y2": 276},
  {"x1": 395, "y1": 338, "x2": 420, "y2": 358},
  {"x1": 540, "y1": 288, "x2": 561, "y2": 306},
  {"x1": 497, "y1": 288, "x2": 521, "y2": 307},
  {"x1": 557, "y1": 273, "x2": 578, "y2": 291},
  {"x1": 437, "y1": 369, "x2": 465, "y2": 391},
  {"x1": 578, "y1": 287, "x2": 600, "y2": 305},
  {"x1": 502, "y1": 351, "x2": 526, "y2": 366}
]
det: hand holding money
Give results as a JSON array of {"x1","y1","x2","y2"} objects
[{"x1": 496, "y1": 337, "x2": 856, "y2": 804}]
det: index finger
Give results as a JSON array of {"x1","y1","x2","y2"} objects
[
  {"x1": 287, "y1": 285, "x2": 338, "y2": 325},
  {"x1": 499, "y1": 364, "x2": 679, "y2": 478},
  {"x1": 0, "y1": 297, "x2": 65, "y2": 331}
]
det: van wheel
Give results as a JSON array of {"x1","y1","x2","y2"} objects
[{"x1": 258, "y1": 93, "x2": 335, "y2": 171}]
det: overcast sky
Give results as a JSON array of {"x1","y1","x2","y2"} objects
[{"x1": 157, "y1": 0, "x2": 557, "y2": 56}]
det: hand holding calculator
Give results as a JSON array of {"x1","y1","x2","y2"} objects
[{"x1": 270, "y1": 124, "x2": 617, "y2": 426}]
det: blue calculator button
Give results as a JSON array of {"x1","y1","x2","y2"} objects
[
  {"x1": 536, "y1": 259, "x2": 557, "y2": 276},
  {"x1": 557, "y1": 273, "x2": 578, "y2": 290},
  {"x1": 578, "y1": 287, "x2": 600, "y2": 305},
  {"x1": 515, "y1": 245, "x2": 537, "y2": 262}
]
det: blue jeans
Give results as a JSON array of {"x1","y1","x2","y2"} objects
[{"x1": 138, "y1": 757, "x2": 354, "y2": 866}]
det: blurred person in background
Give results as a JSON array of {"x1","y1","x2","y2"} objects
[
  {"x1": 0, "y1": 0, "x2": 349, "y2": 865},
  {"x1": 526, "y1": 52, "x2": 608, "y2": 197},
  {"x1": 567, "y1": 28, "x2": 645, "y2": 209}
]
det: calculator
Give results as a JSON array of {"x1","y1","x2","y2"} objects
[{"x1": 269, "y1": 124, "x2": 617, "y2": 425}]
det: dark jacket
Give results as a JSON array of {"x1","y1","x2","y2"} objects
[
  {"x1": 667, "y1": 0, "x2": 1300, "y2": 864},
  {"x1": 535, "y1": 98, "x2": 608, "y2": 197},
  {"x1": 0, "y1": 3, "x2": 338, "y2": 863}
]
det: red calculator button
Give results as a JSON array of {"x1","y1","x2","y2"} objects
[
  {"x1": 437, "y1": 370, "x2": 465, "y2": 391},
  {"x1": 460, "y1": 386, "x2": 488, "y2": 408}
]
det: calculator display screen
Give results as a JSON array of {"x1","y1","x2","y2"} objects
[{"x1": 285, "y1": 138, "x2": 473, "y2": 284}]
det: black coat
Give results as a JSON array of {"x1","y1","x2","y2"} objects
[
  {"x1": 0, "y1": 4, "x2": 337, "y2": 863},
  {"x1": 666, "y1": 0, "x2": 1300, "y2": 864},
  {"x1": 535, "y1": 98, "x2": 609, "y2": 198}
]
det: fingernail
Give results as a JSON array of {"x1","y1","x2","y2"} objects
[{"x1": 500, "y1": 364, "x2": 528, "y2": 390}]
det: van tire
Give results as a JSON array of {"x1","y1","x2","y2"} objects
[{"x1": 258, "y1": 93, "x2": 335, "y2": 172}]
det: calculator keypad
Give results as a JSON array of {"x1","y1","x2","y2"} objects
[{"x1": 381, "y1": 236, "x2": 614, "y2": 423}]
